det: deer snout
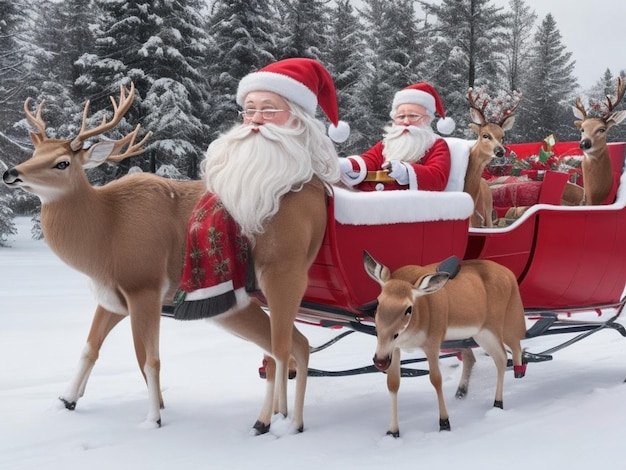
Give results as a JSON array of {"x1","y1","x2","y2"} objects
[
  {"x1": 373, "y1": 354, "x2": 391, "y2": 371},
  {"x1": 494, "y1": 146, "x2": 505, "y2": 158},
  {"x1": 579, "y1": 139, "x2": 592, "y2": 151},
  {"x1": 2, "y1": 168, "x2": 21, "y2": 185}
]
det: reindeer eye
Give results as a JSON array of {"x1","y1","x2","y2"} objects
[
  {"x1": 482, "y1": 133, "x2": 491, "y2": 139},
  {"x1": 393, "y1": 333, "x2": 399, "y2": 340},
  {"x1": 405, "y1": 306, "x2": 412, "y2": 316},
  {"x1": 55, "y1": 161, "x2": 70, "y2": 170}
]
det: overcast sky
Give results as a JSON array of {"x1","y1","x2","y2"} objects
[
  {"x1": 491, "y1": 0, "x2": 626, "y2": 90},
  {"x1": 398, "y1": 0, "x2": 624, "y2": 91}
]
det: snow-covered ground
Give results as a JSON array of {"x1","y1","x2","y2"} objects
[{"x1": 1, "y1": 217, "x2": 626, "y2": 470}]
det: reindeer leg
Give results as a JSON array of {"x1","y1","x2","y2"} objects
[
  {"x1": 260, "y1": 268, "x2": 309, "y2": 433},
  {"x1": 59, "y1": 305, "x2": 125, "y2": 411},
  {"x1": 455, "y1": 348, "x2": 476, "y2": 398},
  {"x1": 290, "y1": 326, "x2": 309, "y2": 432},
  {"x1": 473, "y1": 330, "x2": 507, "y2": 409},
  {"x1": 214, "y1": 301, "x2": 279, "y2": 435},
  {"x1": 386, "y1": 347, "x2": 402, "y2": 438},
  {"x1": 127, "y1": 289, "x2": 163, "y2": 428},
  {"x1": 424, "y1": 345, "x2": 450, "y2": 431}
]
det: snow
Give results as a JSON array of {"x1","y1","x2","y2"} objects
[{"x1": 2, "y1": 217, "x2": 626, "y2": 470}]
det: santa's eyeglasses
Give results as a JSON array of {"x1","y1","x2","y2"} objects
[
  {"x1": 238, "y1": 109, "x2": 288, "y2": 120},
  {"x1": 394, "y1": 113, "x2": 428, "y2": 123}
]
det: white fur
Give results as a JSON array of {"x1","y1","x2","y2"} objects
[{"x1": 332, "y1": 185, "x2": 474, "y2": 225}]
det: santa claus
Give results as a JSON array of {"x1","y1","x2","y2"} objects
[{"x1": 340, "y1": 82, "x2": 455, "y2": 192}]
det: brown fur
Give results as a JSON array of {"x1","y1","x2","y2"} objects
[
  {"x1": 3, "y1": 88, "x2": 317, "y2": 432},
  {"x1": 573, "y1": 77, "x2": 626, "y2": 205},
  {"x1": 364, "y1": 252, "x2": 526, "y2": 437},
  {"x1": 465, "y1": 92, "x2": 517, "y2": 227}
]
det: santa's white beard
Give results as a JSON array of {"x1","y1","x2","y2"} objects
[
  {"x1": 202, "y1": 123, "x2": 316, "y2": 240},
  {"x1": 382, "y1": 124, "x2": 437, "y2": 163}
]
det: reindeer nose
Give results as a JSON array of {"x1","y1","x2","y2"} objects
[
  {"x1": 580, "y1": 139, "x2": 592, "y2": 151},
  {"x1": 373, "y1": 354, "x2": 391, "y2": 371},
  {"x1": 2, "y1": 168, "x2": 19, "y2": 184},
  {"x1": 494, "y1": 147, "x2": 504, "y2": 158}
]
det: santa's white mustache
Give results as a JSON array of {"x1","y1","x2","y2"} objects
[
  {"x1": 229, "y1": 122, "x2": 295, "y2": 142},
  {"x1": 385, "y1": 125, "x2": 423, "y2": 139}
]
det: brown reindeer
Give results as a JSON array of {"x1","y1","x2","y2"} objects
[
  {"x1": 465, "y1": 88, "x2": 521, "y2": 227},
  {"x1": 572, "y1": 77, "x2": 626, "y2": 205},
  {"x1": 2, "y1": 83, "x2": 312, "y2": 432},
  {"x1": 363, "y1": 250, "x2": 526, "y2": 437}
]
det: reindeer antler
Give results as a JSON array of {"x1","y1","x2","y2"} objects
[
  {"x1": 70, "y1": 82, "x2": 136, "y2": 151},
  {"x1": 24, "y1": 98, "x2": 48, "y2": 144},
  {"x1": 467, "y1": 87, "x2": 521, "y2": 126},
  {"x1": 603, "y1": 76, "x2": 625, "y2": 120},
  {"x1": 575, "y1": 77, "x2": 625, "y2": 122},
  {"x1": 104, "y1": 125, "x2": 153, "y2": 162},
  {"x1": 467, "y1": 87, "x2": 489, "y2": 125}
]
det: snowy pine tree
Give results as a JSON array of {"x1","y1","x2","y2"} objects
[{"x1": 516, "y1": 14, "x2": 578, "y2": 142}]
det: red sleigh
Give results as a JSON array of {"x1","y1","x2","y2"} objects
[{"x1": 288, "y1": 141, "x2": 626, "y2": 376}]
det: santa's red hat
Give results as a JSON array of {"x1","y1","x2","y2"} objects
[
  {"x1": 391, "y1": 82, "x2": 455, "y2": 135},
  {"x1": 236, "y1": 58, "x2": 350, "y2": 143}
]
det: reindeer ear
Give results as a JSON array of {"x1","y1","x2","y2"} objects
[
  {"x1": 363, "y1": 250, "x2": 391, "y2": 285},
  {"x1": 608, "y1": 110, "x2": 626, "y2": 127},
  {"x1": 500, "y1": 114, "x2": 516, "y2": 131},
  {"x1": 573, "y1": 120, "x2": 583, "y2": 130},
  {"x1": 468, "y1": 122, "x2": 481, "y2": 136},
  {"x1": 572, "y1": 105, "x2": 586, "y2": 121},
  {"x1": 81, "y1": 141, "x2": 117, "y2": 169},
  {"x1": 469, "y1": 108, "x2": 486, "y2": 125},
  {"x1": 413, "y1": 272, "x2": 449, "y2": 297}
]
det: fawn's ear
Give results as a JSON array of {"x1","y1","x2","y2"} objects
[
  {"x1": 363, "y1": 250, "x2": 391, "y2": 286},
  {"x1": 412, "y1": 272, "x2": 449, "y2": 300}
]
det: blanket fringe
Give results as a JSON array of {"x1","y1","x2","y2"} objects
[{"x1": 173, "y1": 290, "x2": 237, "y2": 320}]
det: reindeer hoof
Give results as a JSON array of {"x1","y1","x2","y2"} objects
[
  {"x1": 494, "y1": 400, "x2": 503, "y2": 409},
  {"x1": 59, "y1": 397, "x2": 76, "y2": 410},
  {"x1": 252, "y1": 420, "x2": 271, "y2": 435},
  {"x1": 439, "y1": 418, "x2": 451, "y2": 431},
  {"x1": 455, "y1": 385, "x2": 468, "y2": 398},
  {"x1": 386, "y1": 430, "x2": 400, "y2": 438}
]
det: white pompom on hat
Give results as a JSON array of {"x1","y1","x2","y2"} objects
[
  {"x1": 391, "y1": 82, "x2": 455, "y2": 135},
  {"x1": 236, "y1": 58, "x2": 350, "y2": 143}
]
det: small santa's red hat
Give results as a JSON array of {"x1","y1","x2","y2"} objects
[
  {"x1": 391, "y1": 82, "x2": 455, "y2": 135},
  {"x1": 236, "y1": 58, "x2": 350, "y2": 143}
]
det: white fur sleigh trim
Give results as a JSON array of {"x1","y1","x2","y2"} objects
[{"x1": 332, "y1": 185, "x2": 474, "y2": 225}]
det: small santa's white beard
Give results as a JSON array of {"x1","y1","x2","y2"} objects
[
  {"x1": 382, "y1": 124, "x2": 437, "y2": 163},
  {"x1": 202, "y1": 122, "x2": 316, "y2": 240}
]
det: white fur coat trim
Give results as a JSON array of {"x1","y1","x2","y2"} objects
[{"x1": 332, "y1": 185, "x2": 474, "y2": 226}]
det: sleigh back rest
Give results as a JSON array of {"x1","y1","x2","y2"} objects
[{"x1": 443, "y1": 137, "x2": 472, "y2": 192}]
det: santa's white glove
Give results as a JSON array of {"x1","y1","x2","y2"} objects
[
  {"x1": 339, "y1": 158, "x2": 359, "y2": 178},
  {"x1": 385, "y1": 160, "x2": 409, "y2": 185}
]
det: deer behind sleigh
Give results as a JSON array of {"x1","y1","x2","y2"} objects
[
  {"x1": 2, "y1": 83, "x2": 312, "y2": 433},
  {"x1": 464, "y1": 87, "x2": 521, "y2": 227},
  {"x1": 571, "y1": 76, "x2": 626, "y2": 205}
]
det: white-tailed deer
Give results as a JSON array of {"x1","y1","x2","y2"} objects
[
  {"x1": 572, "y1": 76, "x2": 626, "y2": 205},
  {"x1": 465, "y1": 88, "x2": 521, "y2": 227},
  {"x1": 363, "y1": 250, "x2": 526, "y2": 437},
  {"x1": 2, "y1": 83, "x2": 204, "y2": 427},
  {"x1": 2, "y1": 83, "x2": 311, "y2": 432}
]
